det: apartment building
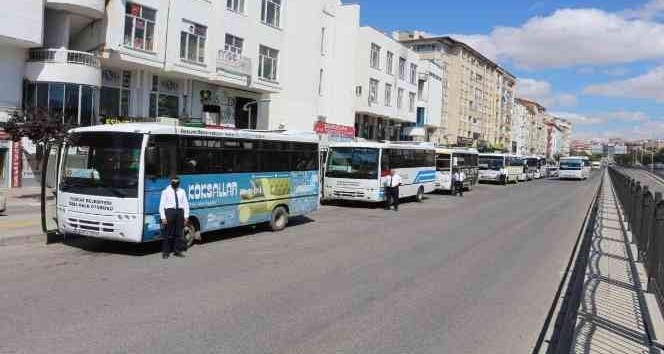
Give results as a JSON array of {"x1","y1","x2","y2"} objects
[
  {"x1": 353, "y1": 27, "x2": 422, "y2": 142},
  {"x1": 0, "y1": 0, "x2": 364, "y2": 187},
  {"x1": 511, "y1": 98, "x2": 532, "y2": 155},
  {"x1": 395, "y1": 31, "x2": 516, "y2": 148}
]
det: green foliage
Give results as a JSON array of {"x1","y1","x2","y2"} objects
[{"x1": 0, "y1": 107, "x2": 76, "y2": 145}]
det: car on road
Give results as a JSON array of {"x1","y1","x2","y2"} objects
[{"x1": 0, "y1": 190, "x2": 6, "y2": 213}]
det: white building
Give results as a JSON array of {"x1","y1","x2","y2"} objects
[
  {"x1": 0, "y1": 0, "x2": 368, "y2": 187},
  {"x1": 353, "y1": 26, "x2": 425, "y2": 141},
  {"x1": 511, "y1": 99, "x2": 531, "y2": 155}
]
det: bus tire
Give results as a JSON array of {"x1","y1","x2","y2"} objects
[
  {"x1": 183, "y1": 223, "x2": 196, "y2": 249},
  {"x1": 415, "y1": 186, "x2": 424, "y2": 202},
  {"x1": 270, "y1": 206, "x2": 289, "y2": 232}
]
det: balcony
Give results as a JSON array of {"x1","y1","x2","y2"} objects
[
  {"x1": 216, "y1": 50, "x2": 252, "y2": 78},
  {"x1": 46, "y1": 0, "x2": 104, "y2": 19},
  {"x1": 25, "y1": 48, "x2": 101, "y2": 87}
]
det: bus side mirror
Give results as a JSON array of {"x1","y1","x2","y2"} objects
[{"x1": 146, "y1": 146, "x2": 159, "y2": 177}]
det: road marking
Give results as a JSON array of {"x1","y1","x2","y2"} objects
[{"x1": 0, "y1": 220, "x2": 40, "y2": 230}]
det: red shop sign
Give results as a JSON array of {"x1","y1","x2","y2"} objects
[
  {"x1": 11, "y1": 141, "x2": 21, "y2": 188},
  {"x1": 314, "y1": 121, "x2": 355, "y2": 138}
]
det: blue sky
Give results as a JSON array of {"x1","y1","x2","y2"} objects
[{"x1": 353, "y1": 0, "x2": 664, "y2": 141}]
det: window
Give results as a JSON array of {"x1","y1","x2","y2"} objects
[
  {"x1": 169, "y1": 137, "x2": 318, "y2": 175},
  {"x1": 124, "y1": 3, "x2": 156, "y2": 51},
  {"x1": 384, "y1": 83, "x2": 392, "y2": 106},
  {"x1": 386, "y1": 51, "x2": 394, "y2": 75},
  {"x1": 180, "y1": 21, "x2": 207, "y2": 63},
  {"x1": 258, "y1": 45, "x2": 279, "y2": 81},
  {"x1": 410, "y1": 63, "x2": 418, "y2": 84},
  {"x1": 397, "y1": 88, "x2": 404, "y2": 109},
  {"x1": 418, "y1": 80, "x2": 425, "y2": 100},
  {"x1": 398, "y1": 57, "x2": 406, "y2": 80},
  {"x1": 100, "y1": 70, "x2": 132, "y2": 118},
  {"x1": 320, "y1": 27, "x2": 327, "y2": 55},
  {"x1": 318, "y1": 69, "x2": 324, "y2": 96},
  {"x1": 261, "y1": 0, "x2": 281, "y2": 27},
  {"x1": 227, "y1": 0, "x2": 245, "y2": 13},
  {"x1": 409, "y1": 92, "x2": 416, "y2": 113},
  {"x1": 370, "y1": 43, "x2": 381, "y2": 69},
  {"x1": 224, "y1": 34, "x2": 244, "y2": 55},
  {"x1": 149, "y1": 75, "x2": 180, "y2": 118},
  {"x1": 369, "y1": 79, "x2": 379, "y2": 103}
]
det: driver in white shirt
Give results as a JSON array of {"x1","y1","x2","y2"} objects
[
  {"x1": 385, "y1": 170, "x2": 402, "y2": 211},
  {"x1": 159, "y1": 176, "x2": 190, "y2": 259}
]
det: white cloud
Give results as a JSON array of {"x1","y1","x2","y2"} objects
[
  {"x1": 605, "y1": 111, "x2": 650, "y2": 123},
  {"x1": 517, "y1": 78, "x2": 577, "y2": 108},
  {"x1": 622, "y1": 0, "x2": 664, "y2": 20},
  {"x1": 450, "y1": 8, "x2": 664, "y2": 69},
  {"x1": 551, "y1": 112, "x2": 607, "y2": 126},
  {"x1": 583, "y1": 66, "x2": 664, "y2": 102}
]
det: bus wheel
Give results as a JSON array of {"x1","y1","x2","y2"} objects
[
  {"x1": 270, "y1": 206, "x2": 289, "y2": 231},
  {"x1": 415, "y1": 186, "x2": 424, "y2": 202},
  {"x1": 183, "y1": 224, "x2": 196, "y2": 249}
]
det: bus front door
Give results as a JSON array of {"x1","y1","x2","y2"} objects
[{"x1": 41, "y1": 143, "x2": 61, "y2": 239}]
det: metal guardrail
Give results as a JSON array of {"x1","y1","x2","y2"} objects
[
  {"x1": 27, "y1": 48, "x2": 101, "y2": 68},
  {"x1": 609, "y1": 167, "x2": 664, "y2": 311},
  {"x1": 532, "y1": 170, "x2": 604, "y2": 354}
]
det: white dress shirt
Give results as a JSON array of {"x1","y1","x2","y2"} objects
[
  {"x1": 159, "y1": 187, "x2": 190, "y2": 220},
  {"x1": 389, "y1": 174, "x2": 402, "y2": 187},
  {"x1": 459, "y1": 172, "x2": 466, "y2": 182}
]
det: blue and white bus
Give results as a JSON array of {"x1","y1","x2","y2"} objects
[
  {"x1": 323, "y1": 142, "x2": 436, "y2": 204},
  {"x1": 41, "y1": 123, "x2": 320, "y2": 246}
]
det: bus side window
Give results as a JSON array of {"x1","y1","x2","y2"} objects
[{"x1": 146, "y1": 136, "x2": 177, "y2": 178}]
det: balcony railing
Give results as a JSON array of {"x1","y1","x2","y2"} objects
[
  {"x1": 28, "y1": 48, "x2": 101, "y2": 68},
  {"x1": 216, "y1": 50, "x2": 252, "y2": 77}
]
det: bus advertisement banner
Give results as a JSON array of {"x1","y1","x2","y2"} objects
[{"x1": 143, "y1": 171, "x2": 319, "y2": 240}]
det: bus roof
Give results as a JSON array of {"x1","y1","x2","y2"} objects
[
  {"x1": 479, "y1": 153, "x2": 508, "y2": 157},
  {"x1": 436, "y1": 147, "x2": 479, "y2": 154},
  {"x1": 560, "y1": 156, "x2": 590, "y2": 160},
  {"x1": 69, "y1": 123, "x2": 319, "y2": 143},
  {"x1": 328, "y1": 141, "x2": 435, "y2": 150}
]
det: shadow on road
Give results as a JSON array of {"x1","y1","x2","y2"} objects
[{"x1": 56, "y1": 215, "x2": 316, "y2": 257}]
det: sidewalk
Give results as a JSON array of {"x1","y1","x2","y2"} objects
[
  {"x1": 571, "y1": 172, "x2": 661, "y2": 353},
  {"x1": 0, "y1": 186, "x2": 43, "y2": 245}
]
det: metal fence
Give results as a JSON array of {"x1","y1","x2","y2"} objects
[{"x1": 609, "y1": 167, "x2": 664, "y2": 309}]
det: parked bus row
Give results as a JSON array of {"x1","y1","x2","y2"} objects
[
  {"x1": 40, "y1": 123, "x2": 592, "y2": 248},
  {"x1": 478, "y1": 154, "x2": 554, "y2": 184}
]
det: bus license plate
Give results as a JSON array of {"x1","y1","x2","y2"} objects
[{"x1": 76, "y1": 228, "x2": 100, "y2": 236}]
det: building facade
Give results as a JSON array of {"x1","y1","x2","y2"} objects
[
  {"x1": 511, "y1": 98, "x2": 532, "y2": 155},
  {"x1": 394, "y1": 31, "x2": 516, "y2": 148}
]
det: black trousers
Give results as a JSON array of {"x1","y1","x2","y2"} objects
[
  {"x1": 454, "y1": 181, "x2": 464, "y2": 196},
  {"x1": 163, "y1": 208, "x2": 185, "y2": 254},
  {"x1": 385, "y1": 186, "x2": 400, "y2": 210}
]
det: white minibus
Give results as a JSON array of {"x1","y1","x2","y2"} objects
[{"x1": 558, "y1": 156, "x2": 591, "y2": 180}]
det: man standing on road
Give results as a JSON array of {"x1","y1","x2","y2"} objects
[
  {"x1": 453, "y1": 168, "x2": 466, "y2": 197},
  {"x1": 159, "y1": 176, "x2": 190, "y2": 259},
  {"x1": 385, "y1": 169, "x2": 402, "y2": 211}
]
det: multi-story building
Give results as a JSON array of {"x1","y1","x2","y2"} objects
[
  {"x1": 0, "y1": 0, "x2": 365, "y2": 187},
  {"x1": 555, "y1": 118, "x2": 572, "y2": 157},
  {"x1": 394, "y1": 31, "x2": 516, "y2": 148},
  {"x1": 353, "y1": 27, "x2": 421, "y2": 141},
  {"x1": 0, "y1": 0, "x2": 46, "y2": 188},
  {"x1": 515, "y1": 98, "x2": 547, "y2": 156},
  {"x1": 511, "y1": 98, "x2": 532, "y2": 155}
]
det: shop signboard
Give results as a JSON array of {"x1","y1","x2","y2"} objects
[
  {"x1": 314, "y1": 122, "x2": 355, "y2": 139},
  {"x1": 11, "y1": 141, "x2": 21, "y2": 187},
  {"x1": 456, "y1": 137, "x2": 474, "y2": 147}
]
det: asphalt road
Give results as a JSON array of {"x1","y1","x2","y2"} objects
[
  {"x1": 0, "y1": 172, "x2": 601, "y2": 354},
  {"x1": 617, "y1": 167, "x2": 664, "y2": 195}
]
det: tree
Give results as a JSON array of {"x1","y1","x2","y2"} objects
[
  {"x1": 0, "y1": 107, "x2": 76, "y2": 145},
  {"x1": 613, "y1": 154, "x2": 632, "y2": 166}
]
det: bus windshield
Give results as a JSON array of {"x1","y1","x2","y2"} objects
[
  {"x1": 526, "y1": 158, "x2": 539, "y2": 167},
  {"x1": 326, "y1": 147, "x2": 379, "y2": 180},
  {"x1": 560, "y1": 160, "x2": 582, "y2": 170},
  {"x1": 436, "y1": 153, "x2": 451, "y2": 171},
  {"x1": 61, "y1": 133, "x2": 142, "y2": 197},
  {"x1": 510, "y1": 158, "x2": 524, "y2": 166},
  {"x1": 479, "y1": 156, "x2": 504, "y2": 170}
]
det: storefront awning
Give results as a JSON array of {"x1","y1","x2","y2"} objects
[{"x1": 406, "y1": 127, "x2": 427, "y2": 137}]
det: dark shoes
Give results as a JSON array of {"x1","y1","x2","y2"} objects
[
  {"x1": 162, "y1": 253, "x2": 170, "y2": 259},
  {"x1": 174, "y1": 252, "x2": 186, "y2": 258}
]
